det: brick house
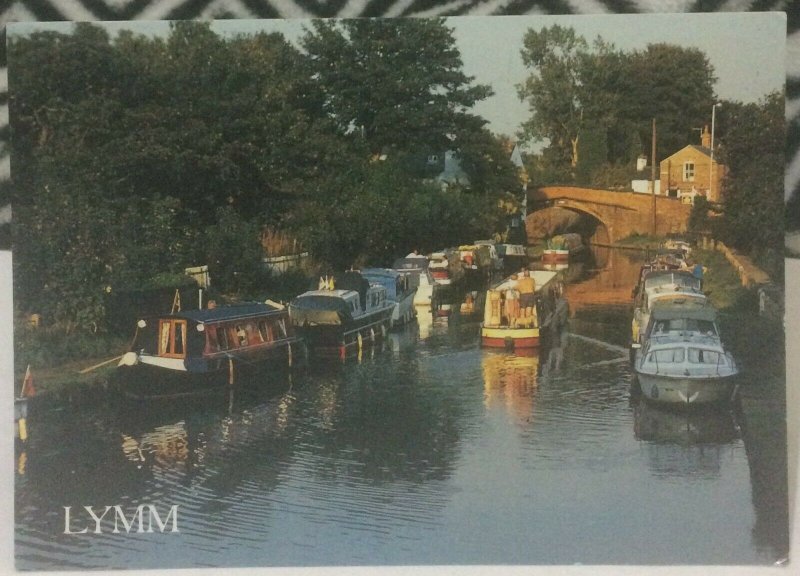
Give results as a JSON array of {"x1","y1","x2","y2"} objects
[{"x1": 659, "y1": 126, "x2": 726, "y2": 203}]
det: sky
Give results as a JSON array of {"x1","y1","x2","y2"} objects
[{"x1": 9, "y1": 12, "x2": 786, "y2": 147}]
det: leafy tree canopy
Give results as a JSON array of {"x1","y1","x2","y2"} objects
[{"x1": 301, "y1": 18, "x2": 493, "y2": 158}]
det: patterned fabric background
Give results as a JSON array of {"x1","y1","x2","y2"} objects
[{"x1": 0, "y1": 0, "x2": 797, "y2": 250}]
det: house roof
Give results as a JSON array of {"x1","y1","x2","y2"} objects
[{"x1": 663, "y1": 144, "x2": 713, "y2": 160}]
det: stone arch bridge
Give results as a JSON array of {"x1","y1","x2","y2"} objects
[{"x1": 527, "y1": 186, "x2": 693, "y2": 244}]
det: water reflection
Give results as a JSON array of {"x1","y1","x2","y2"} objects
[
  {"x1": 14, "y1": 246, "x2": 789, "y2": 569},
  {"x1": 481, "y1": 351, "x2": 539, "y2": 423},
  {"x1": 633, "y1": 398, "x2": 740, "y2": 480}
]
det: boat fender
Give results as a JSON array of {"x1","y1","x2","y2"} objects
[{"x1": 119, "y1": 352, "x2": 139, "y2": 367}]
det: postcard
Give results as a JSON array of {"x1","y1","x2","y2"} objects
[{"x1": 3, "y1": 12, "x2": 793, "y2": 575}]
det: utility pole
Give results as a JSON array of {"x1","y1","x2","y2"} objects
[{"x1": 651, "y1": 117, "x2": 657, "y2": 237}]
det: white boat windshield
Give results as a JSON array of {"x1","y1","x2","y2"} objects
[
  {"x1": 646, "y1": 348, "x2": 685, "y2": 363},
  {"x1": 645, "y1": 273, "x2": 700, "y2": 292},
  {"x1": 652, "y1": 318, "x2": 717, "y2": 336}
]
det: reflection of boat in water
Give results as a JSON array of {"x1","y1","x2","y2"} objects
[
  {"x1": 633, "y1": 398, "x2": 739, "y2": 480},
  {"x1": 481, "y1": 351, "x2": 540, "y2": 421},
  {"x1": 481, "y1": 270, "x2": 568, "y2": 350},
  {"x1": 633, "y1": 398, "x2": 739, "y2": 445}
]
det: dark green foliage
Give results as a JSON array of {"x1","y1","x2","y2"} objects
[
  {"x1": 687, "y1": 195, "x2": 712, "y2": 238},
  {"x1": 9, "y1": 21, "x2": 507, "y2": 335},
  {"x1": 716, "y1": 92, "x2": 784, "y2": 278},
  {"x1": 204, "y1": 206, "x2": 268, "y2": 295},
  {"x1": 575, "y1": 121, "x2": 607, "y2": 185},
  {"x1": 518, "y1": 26, "x2": 716, "y2": 182},
  {"x1": 291, "y1": 160, "x2": 503, "y2": 270},
  {"x1": 302, "y1": 18, "x2": 492, "y2": 159}
]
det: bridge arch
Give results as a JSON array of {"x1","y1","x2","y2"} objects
[{"x1": 527, "y1": 186, "x2": 692, "y2": 244}]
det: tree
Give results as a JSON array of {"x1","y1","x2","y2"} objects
[
  {"x1": 301, "y1": 18, "x2": 492, "y2": 158},
  {"x1": 623, "y1": 44, "x2": 716, "y2": 159},
  {"x1": 716, "y1": 92, "x2": 784, "y2": 277},
  {"x1": 518, "y1": 25, "x2": 588, "y2": 170},
  {"x1": 518, "y1": 27, "x2": 718, "y2": 180}
]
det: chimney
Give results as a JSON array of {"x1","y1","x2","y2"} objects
[{"x1": 701, "y1": 125, "x2": 711, "y2": 148}]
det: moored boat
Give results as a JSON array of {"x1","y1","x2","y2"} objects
[
  {"x1": 289, "y1": 270, "x2": 394, "y2": 358},
  {"x1": 428, "y1": 251, "x2": 454, "y2": 285},
  {"x1": 117, "y1": 302, "x2": 301, "y2": 387},
  {"x1": 630, "y1": 269, "x2": 705, "y2": 356},
  {"x1": 633, "y1": 304, "x2": 738, "y2": 406},
  {"x1": 542, "y1": 233, "x2": 583, "y2": 264},
  {"x1": 392, "y1": 256, "x2": 435, "y2": 307},
  {"x1": 361, "y1": 268, "x2": 417, "y2": 327},
  {"x1": 480, "y1": 270, "x2": 567, "y2": 350}
]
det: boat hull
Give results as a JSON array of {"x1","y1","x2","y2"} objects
[
  {"x1": 296, "y1": 309, "x2": 393, "y2": 358},
  {"x1": 481, "y1": 326, "x2": 541, "y2": 349},
  {"x1": 390, "y1": 291, "x2": 417, "y2": 328},
  {"x1": 636, "y1": 372, "x2": 737, "y2": 405}
]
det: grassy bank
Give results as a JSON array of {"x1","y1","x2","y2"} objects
[
  {"x1": 692, "y1": 248, "x2": 784, "y2": 400},
  {"x1": 13, "y1": 326, "x2": 130, "y2": 395}
]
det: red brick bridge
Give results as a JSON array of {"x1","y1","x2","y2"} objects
[{"x1": 527, "y1": 186, "x2": 693, "y2": 244}]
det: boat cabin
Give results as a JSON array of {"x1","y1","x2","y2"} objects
[{"x1": 120, "y1": 302, "x2": 298, "y2": 375}]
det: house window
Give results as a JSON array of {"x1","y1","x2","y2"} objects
[{"x1": 683, "y1": 162, "x2": 695, "y2": 182}]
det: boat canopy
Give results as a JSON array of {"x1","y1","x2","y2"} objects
[
  {"x1": 650, "y1": 302, "x2": 717, "y2": 323},
  {"x1": 289, "y1": 292, "x2": 356, "y2": 326}
]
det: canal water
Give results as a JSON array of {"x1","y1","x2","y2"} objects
[{"x1": 14, "y1": 248, "x2": 788, "y2": 570}]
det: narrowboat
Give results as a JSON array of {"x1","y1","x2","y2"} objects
[
  {"x1": 361, "y1": 268, "x2": 418, "y2": 327},
  {"x1": 392, "y1": 257, "x2": 436, "y2": 307},
  {"x1": 289, "y1": 270, "x2": 394, "y2": 358},
  {"x1": 633, "y1": 304, "x2": 738, "y2": 405},
  {"x1": 117, "y1": 302, "x2": 301, "y2": 385},
  {"x1": 480, "y1": 270, "x2": 568, "y2": 350}
]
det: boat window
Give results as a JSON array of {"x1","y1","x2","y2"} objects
[
  {"x1": 174, "y1": 322, "x2": 184, "y2": 355},
  {"x1": 205, "y1": 326, "x2": 219, "y2": 352},
  {"x1": 276, "y1": 319, "x2": 288, "y2": 338},
  {"x1": 157, "y1": 319, "x2": 187, "y2": 358},
  {"x1": 227, "y1": 326, "x2": 239, "y2": 348},
  {"x1": 235, "y1": 325, "x2": 247, "y2": 347},
  {"x1": 688, "y1": 348, "x2": 725, "y2": 365},
  {"x1": 647, "y1": 348, "x2": 685, "y2": 363},
  {"x1": 218, "y1": 327, "x2": 230, "y2": 351},
  {"x1": 258, "y1": 320, "x2": 269, "y2": 342},
  {"x1": 662, "y1": 318, "x2": 716, "y2": 334}
]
